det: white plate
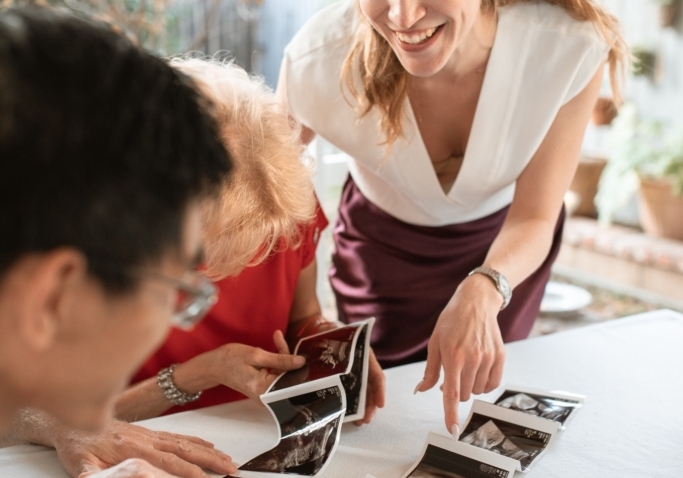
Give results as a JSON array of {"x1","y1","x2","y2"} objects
[{"x1": 540, "y1": 281, "x2": 592, "y2": 314}]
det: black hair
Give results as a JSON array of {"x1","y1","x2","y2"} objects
[{"x1": 0, "y1": 7, "x2": 232, "y2": 292}]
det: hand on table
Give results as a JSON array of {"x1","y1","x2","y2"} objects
[
  {"x1": 414, "y1": 274, "x2": 506, "y2": 438},
  {"x1": 53, "y1": 420, "x2": 236, "y2": 478}
]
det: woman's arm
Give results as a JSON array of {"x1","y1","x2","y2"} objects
[
  {"x1": 115, "y1": 343, "x2": 305, "y2": 422},
  {"x1": 286, "y1": 258, "x2": 326, "y2": 345},
  {"x1": 417, "y1": 65, "x2": 605, "y2": 436}
]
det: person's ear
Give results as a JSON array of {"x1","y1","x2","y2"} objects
[{"x1": 17, "y1": 248, "x2": 89, "y2": 351}]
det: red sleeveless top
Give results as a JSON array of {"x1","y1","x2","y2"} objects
[{"x1": 131, "y1": 205, "x2": 328, "y2": 414}]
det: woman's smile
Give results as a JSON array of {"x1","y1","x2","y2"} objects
[{"x1": 392, "y1": 24, "x2": 445, "y2": 52}]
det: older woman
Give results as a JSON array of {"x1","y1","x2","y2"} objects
[
  {"x1": 116, "y1": 57, "x2": 341, "y2": 420},
  {"x1": 8, "y1": 58, "x2": 384, "y2": 478},
  {"x1": 278, "y1": 0, "x2": 627, "y2": 436}
]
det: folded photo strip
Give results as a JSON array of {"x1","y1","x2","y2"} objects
[
  {"x1": 401, "y1": 432, "x2": 518, "y2": 478},
  {"x1": 232, "y1": 376, "x2": 346, "y2": 477},
  {"x1": 493, "y1": 386, "x2": 585, "y2": 429},
  {"x1": 401, "y1": 384, "x2": 583, "y2": 477},
  {"x1": 268, "y1": 318, "x2": 374, "y2": 423},
  {"x1": 230, "y1": 319, "x2": 375, "y2": 476},
  {"x1": 459, "y1": 400, "x2": 561, "y2": 473}
]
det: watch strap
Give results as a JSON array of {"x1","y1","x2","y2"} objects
[{"x1": 468, "y1": 266, "x2": 512, "y2": 310}]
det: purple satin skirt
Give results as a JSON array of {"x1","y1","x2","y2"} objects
[{"x1": 330, "y1": 176, "x2": 565, "y2": 368}]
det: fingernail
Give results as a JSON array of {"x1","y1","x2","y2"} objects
[
  {"x1": 413, "y1": 380, "x2": 424, "y2": 395},
  {"x1": 451, "y1": 424, "x2": 460, "y2": 440},
  {"x1": 295, "y1": 355, "x2": 306, "y2": 364}
]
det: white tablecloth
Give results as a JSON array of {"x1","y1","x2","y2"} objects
[{"x1": 2, "y1": 309, "x2": 682, "y2": 477}]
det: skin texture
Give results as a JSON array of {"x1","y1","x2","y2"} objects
[
  {"x1": 0, "y1": 204, "x2": 202, "y2": 431},
  {"x1": 0, "y1": 205, "x2": 241, "y2": 476},
  {"x1": 0, "y1": 259, "x2": 385, "y2": 478},
  {"x1": 0, "y1": 409, "x2": 236, "y2": 478},
  {"x1": 278, "y1": 0, "x2": 604, "y2": 437}
]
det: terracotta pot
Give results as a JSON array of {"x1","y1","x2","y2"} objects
[
  {"x1": 638, "y1": 177, "x2": 683, "y2": 240},
  {"x1": 569, "y1": 157, "x2": 607, "y2": 217},
  {"x1": 659, "y1": 3, "x2": 680, "y2": 28},
  {"x1": 591, "y1": 97, "x2": 618, "y2": 126}
]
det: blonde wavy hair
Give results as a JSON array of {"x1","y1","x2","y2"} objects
[
  {"x1": 341, "y1": 0, "x2": 629, "y2": 148},
  {"x1": 171, "y1": 57, "x2": 316, "y2": 279}
]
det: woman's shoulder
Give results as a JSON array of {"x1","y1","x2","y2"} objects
[
  {"x1": 501, "y1": 1, "x2": 607, "y2": 48},
  {"x1": 285, "y1": 0, "x2": 355, "y2": 64}
]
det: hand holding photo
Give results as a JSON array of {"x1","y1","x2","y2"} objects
[{"x1": 269, "y1": 318, "x2": 374, "y2": 422}]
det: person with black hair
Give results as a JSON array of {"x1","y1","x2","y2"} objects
[{"x1": 0, "y1": 7, "x2": 238, "y2": 477}]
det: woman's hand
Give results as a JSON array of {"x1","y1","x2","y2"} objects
[
  {"x1": 415, "y1": 274, "x2": 506, "y2": 438},
  {"x1": 355, "y1": 348, "x2": 386, "y2": 426},
  {"x1": 52, "y1": 420, "x2": 236, "y2": 478},
  {"x1": 191, "y1": 340, "x2": 306, "y2": 403}
]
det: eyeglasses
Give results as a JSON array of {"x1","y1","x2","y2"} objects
[
  {"x1": 143, "y1": 270, "x2": 219, "y2": 330},
  {"x1": 92, "y1": 261, "x2": 218, "y2": 330}
]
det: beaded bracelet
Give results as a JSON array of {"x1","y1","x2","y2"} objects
[{"x1": 157, "y1": 364, "x2": 202, "y2": 406}]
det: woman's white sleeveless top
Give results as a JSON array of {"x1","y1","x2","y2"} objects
[{"x1": 283, "y1": 0, "x2": 609, "y2": 226}]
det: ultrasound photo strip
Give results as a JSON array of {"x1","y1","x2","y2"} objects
[
  {"x1": 267, "y1": 318, "x2": 375, "y2": 423},
  {"x1": 233, "y1": 375, "x2": 347, "y2": 477},
  {"x1": 400, "y1": 432, "x2": 518, "y2": 478},
  {"x1": 459, "y1": 400, "x2": 561, "y2": 473},
  {"x1": 492, "y1": 385, "x2": 585, "y2": 430}
]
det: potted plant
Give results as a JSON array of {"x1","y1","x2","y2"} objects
[
  {"x1": 597, "y1": 105, "x2": 683, "y2": 240},
  {"x1": 655, "y1": 0, "x2": 681, "y2": 28},
  {"x1": 631, "y1": 47, "x2": 657, "y2": 78},
  {"x1": 569, "y1": 156, "x2": 608, "y2": 218}
]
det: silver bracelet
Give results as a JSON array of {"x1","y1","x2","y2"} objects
[{"x1": 157, "y1": 364, "x2": 202, "y2": 406}]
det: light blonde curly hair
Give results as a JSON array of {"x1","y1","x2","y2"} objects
[{"x1": 171, "y1": 57, "x2": 316, "y2": 279}]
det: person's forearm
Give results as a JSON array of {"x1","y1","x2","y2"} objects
[
  {"x1": 480, "y1": 216, "x2": 556, "y2": 288},
  {"x1": 0, "y1": 408, "x2": 64, "y2": 448},
  {"x1": 115, "y1": 354, "x2": 217, "y2": 422}
]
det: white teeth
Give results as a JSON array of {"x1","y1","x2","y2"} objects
[{"x1": 396, "y1": 27, "x2": 437, "y2": 45}]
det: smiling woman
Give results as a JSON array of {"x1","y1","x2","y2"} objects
[{"x1": 279, "y1": 0, "x2": 628, "y2": 438}]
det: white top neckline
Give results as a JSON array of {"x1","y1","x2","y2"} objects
[
  {"x1": 396, "y1": 5, "x2": 527, "y2": 210},
  {"x1": 402, "y1": 10, "x2": 506, "y2": 206},
  {"x1": 284, "y1": 0, "x2": 609, "y2": 226}
]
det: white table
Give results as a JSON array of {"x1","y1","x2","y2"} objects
[{"x1": 2, "y1": 309, "x2": 682, "y2": 477}]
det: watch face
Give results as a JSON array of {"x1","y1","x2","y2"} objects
[{"x1": 496, "y1": 275, "x2": 511, "y2": 300}]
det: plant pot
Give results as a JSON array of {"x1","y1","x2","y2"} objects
[
  {"x1": 591, "y1": 97, "x2": 618, "y2": 126},
  {"x1": 659, "y1": 3, "x2": 680, "y2": 28},
  {"x1": 569, "y1": 156, "x2": 608, "y2": 217},
  {"x1": 638, "y1": 177, "x2": 683, "y2": 240}
]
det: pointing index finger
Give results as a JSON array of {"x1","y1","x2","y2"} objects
[{"x1": 441, "y1": 355, "x2": 465, "y2": 438}]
